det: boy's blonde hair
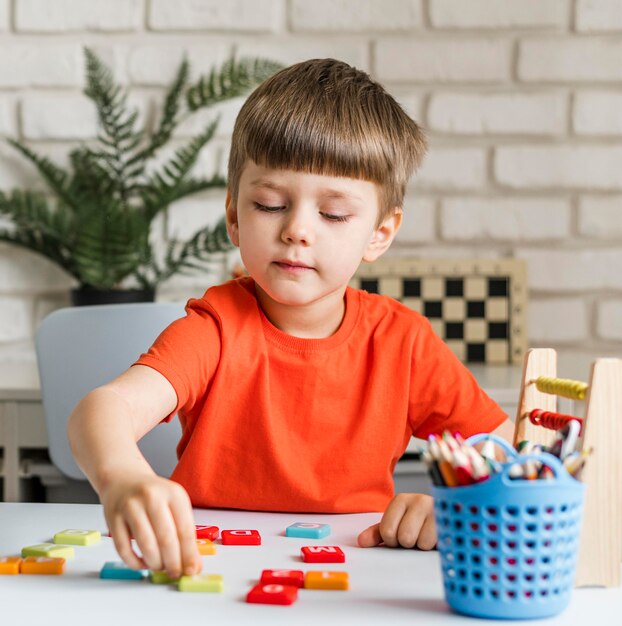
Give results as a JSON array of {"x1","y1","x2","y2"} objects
[{"x1": 227, "y1": 58, "x2": 427, "y2": 223}]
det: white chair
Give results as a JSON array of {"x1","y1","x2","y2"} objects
[{"x1": 35, "y1": 302, "x2": 186, "y2": 481}]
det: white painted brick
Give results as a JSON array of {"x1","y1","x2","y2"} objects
[
  {"x1": 576, "y1": 0, "x2": 622, "y2": 32},
  {"x1": 0, "y1": 0, "x2": 8, "y2": 31},
  {"x1": 517, "y1": 248, "x2": 622, "y2": 291},
  {"x1": 578, "y1": 196, "x2": 622, "y2": 238},
  {"x1": 574, "y1": 92, "x2": 622, "y2": 136},
  {"x1": 414, "y1": 148, "x2": 487, "y2": 190},
  {"x1": 235, "y1": 39, "x2": 369, "y2": 73},
  {"x1": 0, "y1": 141, "x2": 73, "y2": 191},
  {"x1": 15, "y1": 0, "x2": 143, "y2": 32},
  {"x1": 528, "y1": 298, "x2": 588, "y2": 343},
  {"x1": 0, "y1": 296, "x2": 33, "y2": 342},
  {"x1": 291, "y1": 0, "x2": 422, "y2": 32},
  {"x1": 0, "y1": 97, "x2": 17, "y2": 137},
  {"x1": 519, "y1": 39, "x2": 622, "y2": 82},
  {"x1": 430, "y1": 0, "x2": 568, "y2": 29},
  {"x1": 0, "y1": 44, "x2": 82, "y2": 88},
  {"x1": 441, "y1": 198, "x2": 570, "y2": 241},
  {"x1": 128, "y1": 44, "x2": 231, "y2": 86},
  {"x1": 391, "y1": 91, "x2": 424, "y2": 124},
  {"x1": 0, "y1": 245, "x2": 74, "y2": 292},
  {"x1": 395, "y1": 196, "x2": 435, "y2": 243},
  {"x1": 85, "y1": 44, "x2": 132, "y2": 86},
  {"x1": 21, "y1": 94, "x2": 97, "y2": 140},
  {"x1": 495, "y1": 145, "x2": 622, "y2": 190},
  {"x1": 21, "y1": 93, "x2": 151, "y2": 141},
  {"x1": 428, "y1": 92, "x2": 567, "y2": 135},
  {"x1": 597, "y1": 300, "x2": 622, "y2": 340},
  {"x1": 174, "y1": 96, "x2": 245, "y2": 139},
  {"x1": 376, "y1": 38, "x2": 511, "y2": 83},
  {"x1": 167, "y1": 193, "x2": 227, "y2": 241},
  {"x1": 149, "y1": 0, "x2": 281, "y2": 32}
]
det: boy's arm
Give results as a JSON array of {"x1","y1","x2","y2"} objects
[
  {"x1": 67, "y1": 365, "x2": 201, "y2": 577},
  {"x1": 358, "y1": 417, "x2": 515, "y2": 549}
]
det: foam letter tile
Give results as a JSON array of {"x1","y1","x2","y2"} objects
[
  {"x1": 260, "y1": 569, "x2": 304, "y2": 588},
  {"x1": 22, "y1": 543, "x2": 75, "y2": 559},
  {"x1": 305, "y1": 571, "x2": 349, "y2": 590},
  {"x1": 246, "y1": 583, "x2": 298, "y2": 605},
  {"x1": 20, "y1": 556, "x2": 65, "y2": 575},
  {"x1": 286, "y1": 522, "x2": 331, "y2": 539},
  {"x1": 221, "y1": 530, "x2": 261, "y2": 545},
  {"x1": 54, "y1": 529, "x2": 101, "y2": 546},
  {"x1": 196, "y1": 539, "x2": 216, "y2": 555},
  {"x1": 150, "y1": 570, "x2": 180, "y2": 584},
  {"x1": 0, "y1": 557, "x2": 22, "y2": 575},
  {"x1": 179, "y1": 574, "x2": 223, "y2": 592},
  {"x1": 100, "y1": 561, "x2": 147, "y2": 580},
  {"x1": 301, "y1": 546, "x2": 345, "y2": 563},
  {"x1": 195, "y1": 525, "x2": 219, "y2": 541}
]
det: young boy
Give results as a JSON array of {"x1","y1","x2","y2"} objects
[{"x1": 67, "y1": 58, "x2": 513, "y2": 579}]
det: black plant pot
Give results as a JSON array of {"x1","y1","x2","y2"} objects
[{"x1": 70, "y1": 287, "x2": 156, "y2": 307}]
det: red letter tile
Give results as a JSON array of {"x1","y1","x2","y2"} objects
[
  {"x1": 221, "y1": 530, "x2": 261, "y2": 545},
  {"x1": 301, "y1": 546, "x2": 345, "y2": 563},
  {"x1": 260, "y1": 569, "x2": 304, "y2": 587},
  {"x1": 246, "y1": 583, "x2": 298, "y2": 605}
]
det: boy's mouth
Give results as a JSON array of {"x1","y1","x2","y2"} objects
[{"x1": 273, "y1": 259, "x2": 314, "y2": 272}]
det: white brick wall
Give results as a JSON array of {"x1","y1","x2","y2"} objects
[
  {"x1": 429, "y1": 0, "x2": 569, "y2": 30},
  {"x1": 290, "y1": 0, "x2": 423, "y2": 32},
  {"x1": 15, "y1": 0, "x2": 143, "y2": 32},
  {"x1": 428, "y1": 92, "x2": 567, "y2": 135},
  {"x1": 528, "y1": 298, "x2": 588, "y2": 344},
  {"x1": 598, "y1": 300, "x2": 622, "y2": 340},
  {"x1": 0, "y1": 0, "x2": 8, "y2": 31},
  {"x1": 149, "y1": 0, "x2": 283, "y2": 32},
  {"x1": 519, "y1": 39, "x2": 622, "y2": 82},
  {"x1": 573, "y1": 92, "x2": 622, "y2": 135},
  {"x1": 495, "y1": 146, "x2": 622, "y2": 190},
  {"x1": 0, "y1": 0, "x2": 620, "y2": 362},
  {"x1": 578, "y1": 197, "x2": 622, "y2": 238},
  {"x1": 376, "y1": 38, "x2": 511, "y2": 82},
  {"x1": 440, "y1": 199, "x2": 570, "y2": 241},
  {"x1": 575, "y1": 0, "x2": 622, "y2": 32}
]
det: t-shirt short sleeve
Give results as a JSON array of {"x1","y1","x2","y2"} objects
[
  {"x1": 133, "y1": 297, "x2": 222, "y2": 421},
  {"x1": 408, "y1": 317, "x2": 508, "y2": 439}
]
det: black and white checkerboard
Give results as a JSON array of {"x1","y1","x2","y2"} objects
[{"x1": 352, "y1": 258, "x2": 527, "y2": 364}]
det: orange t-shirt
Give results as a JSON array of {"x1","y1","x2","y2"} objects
[{"x1": 135, "y1": 277, "x2": 507, "y2": 513}]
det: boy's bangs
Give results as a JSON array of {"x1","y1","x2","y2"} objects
[{"x1": 242, "y1": 105, "x2": 393, "y2": 185}]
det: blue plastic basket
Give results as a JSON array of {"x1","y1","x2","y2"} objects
[{"x1": 431, "y1": 434, "x2": 585, "y2": 620}]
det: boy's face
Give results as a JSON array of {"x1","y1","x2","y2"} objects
[{"x1": 226, "y1": 161, "x2": 400, "y2": 314}]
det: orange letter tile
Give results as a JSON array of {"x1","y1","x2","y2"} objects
[
  {"x1": 304, "y1": 571, "x2": 349, "y2": 590},
  {"x1": 0, "y1": 557, "x2": 22, "y2": 575},
  {"x1": 20, "y1": 556, "x2": 65, "y2": 575}
]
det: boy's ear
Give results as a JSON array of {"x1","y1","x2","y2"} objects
[
  {"x1": 225, "y1": 190, "x2": 240, "y2": 247},
  {"x1": 362, "y1": 209, "x2": 402, "y2": 263}
]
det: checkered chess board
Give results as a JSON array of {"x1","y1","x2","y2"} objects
[{"x1": 352, "y1": 258, "x2": 527, "y2": 364}]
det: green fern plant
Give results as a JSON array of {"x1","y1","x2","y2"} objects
[{"x1": 0, "y1": 48, "x2": 282, "y2": 292}]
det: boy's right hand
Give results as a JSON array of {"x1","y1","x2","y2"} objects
[{"x1": 100, "y1": 472, "x2": 201, "y2": 579}]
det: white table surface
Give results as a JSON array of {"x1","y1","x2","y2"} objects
[{"x1": 1, "y1": 503, "x2": 620, "y2": 625}]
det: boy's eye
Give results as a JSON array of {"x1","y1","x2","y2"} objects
[
  {"x1": 254, "y1": 202, "x2": 285, "y2": 213},
  {"x1": 321, "y1": 212, "x2": 349, "y2": 223}
]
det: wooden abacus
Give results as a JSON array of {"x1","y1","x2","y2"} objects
[{"x1": 513, "y1": 348, "x2": 622, "y2": 587}]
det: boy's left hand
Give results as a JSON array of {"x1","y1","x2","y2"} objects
[{"x1": 357, "y1": 493, "x2": 437, "y2": 549}]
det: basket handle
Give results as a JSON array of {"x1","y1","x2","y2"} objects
[
  {"x1": 499, "y1": 450, "x2": 567, "y2": 485},
  {"x1": 465, "y1": 433, "x2": 517, "y2": 460}
]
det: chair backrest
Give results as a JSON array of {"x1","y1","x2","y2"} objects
[{"x1": 35, "y1": 302, "x2": 186, "y2": 481}]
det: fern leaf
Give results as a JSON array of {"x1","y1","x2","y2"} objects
[
  {"x1": 127, "y1": 56, "x2": 190, "y2": 170},
  {"x1": 186, "y1": 55, "x2": 283, "y2": 111}
]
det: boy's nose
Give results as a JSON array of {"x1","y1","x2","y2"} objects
[{"x1": 280, "y1": 210, "x2": 315, "y2": 246}]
